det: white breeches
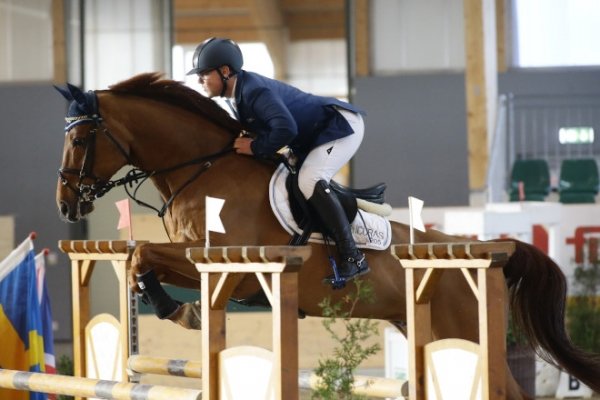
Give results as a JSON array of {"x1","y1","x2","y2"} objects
[{"x1": 298, "y1": 108, "x2": 364, "y2": 199}]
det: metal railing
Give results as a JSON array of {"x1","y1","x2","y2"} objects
[{"x1": 487, "y1": 93, "x2": 600, "y2": 200}]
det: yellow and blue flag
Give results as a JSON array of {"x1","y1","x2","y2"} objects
[
  {"x1": 0, "y1": 236, "x2": 47, "y2": 400},
  {"x1": 35, "y1": 251, "x2": 56, "y2": 376}
]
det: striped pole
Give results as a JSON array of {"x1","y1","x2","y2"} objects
[
  {"x1": 0, "y1": 369, "x2": 201, "y2": 400},
  {"x1": 298, "y1": 371, "x2": 408, "y2": 398},
  {"x1": 126, "y1": 356, "x2": 407, "y2": 399},
  {"x1": 128, "y1": 356, "x2": 202, "y2": 379}
]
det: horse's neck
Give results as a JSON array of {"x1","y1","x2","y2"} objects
[{"x1": 101, "y1": 93, "x2": 232, "y2": 170}]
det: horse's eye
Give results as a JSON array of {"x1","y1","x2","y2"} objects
[{"x1": 72, "y1": 137, "x2": 86, "y2": 147}]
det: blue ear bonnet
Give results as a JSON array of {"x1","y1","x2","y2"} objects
[
  {"x1": 54, "y1": 83, "x2": 100, "y2": 131},
  {"x1": 66, "y1": 91, "x2": 96, "y2": 117}
]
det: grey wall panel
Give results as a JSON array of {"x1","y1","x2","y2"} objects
[
  {"x1": 499, "y1": 68, "x2": 600, "y2": 96},
  {"x1": 353, "y1": 74, "x2": 470, "y2": 207},
  {"x1": 0, "y1": 83, "x2": 75, "y2": 341}
]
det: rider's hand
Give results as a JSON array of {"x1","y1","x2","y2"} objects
[{"x1": 234, "y1": 137, "x2": 254, "y2": 155}]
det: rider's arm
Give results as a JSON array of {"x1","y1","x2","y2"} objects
[{"x1": 246, "y1": 87, "x2": 297, "y2": 158}]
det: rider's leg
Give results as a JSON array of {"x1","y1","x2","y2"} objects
[
  {"x1": 308, "y1": 179, "x2": 370, "y2": 280},
  {"x1": 299, "y1": 109, "x2": 368, "y2": 280}
]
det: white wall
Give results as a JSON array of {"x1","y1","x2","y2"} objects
[
  {"x1": 83, "y1": 0, "x2": 170, "y2": 90},
  {"x1": 371, "y1": 0, "x2": 465, "y2": 73},
  {"x1": 287, "y1": 39, "x2": 348, "y2": 98},
  {"x1": 0, "y1": 0, "x2": 53, "y2": 81}
]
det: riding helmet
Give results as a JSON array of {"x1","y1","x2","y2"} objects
[{"x1": 186, "y1": 37, "x2": 244, "y2": 75}]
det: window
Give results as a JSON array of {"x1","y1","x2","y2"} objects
[{"x1": 514, "y1": 0, "x2": 600, "y2": 67}]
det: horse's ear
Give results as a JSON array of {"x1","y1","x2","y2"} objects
[
  {"x1": 53, "y1": 84, "x2": 73, "y2": 101},
  {"x1": 66, "y1": 83, "x2": 88, "y2": 106}
]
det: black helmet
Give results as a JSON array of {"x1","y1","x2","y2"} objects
[{"x1": 186, "y1": 37, "x2": 243, "y2": 75}]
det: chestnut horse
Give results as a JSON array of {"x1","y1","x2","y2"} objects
[{"x1": 55, "y1": 73, "x2": 599, "y2": 399}]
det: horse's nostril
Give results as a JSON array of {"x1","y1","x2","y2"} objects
[{"x1": 60, "y1": 201, "x2": 69, "y2": 216}]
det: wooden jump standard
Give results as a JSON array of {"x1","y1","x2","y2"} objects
[
  {"x1": 186, "y1": 245, "x2": 311, "y2": 400},
  {"x1": 57, "y1": 241, "x2": 398, "y2": 399},
  {"x1": 51, "y1": 239, "x2": 513, "y2": 399},
  {"x1": 392, "y1": 241, "x2": 515, "y2": 400},
  {"x1": 58, "y1": 240, "x2": 145, "y2": 388},
  {"x1": 0, "y1": 369, "x2": 201, "y2": 400}
]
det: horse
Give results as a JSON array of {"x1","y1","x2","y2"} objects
[{"x1": 55, "y1": 73, "x2": 600, "y2": 399}]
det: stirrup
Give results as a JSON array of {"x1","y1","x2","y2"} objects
[{"x1": 322, "y1": 254, "x2": 370, "y2": 290}]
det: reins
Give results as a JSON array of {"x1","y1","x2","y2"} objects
[
  {"x1": 116, "y1": 144, "x2": 234, "y2": 218},
  {"x1": 59, "y1": 93, "x2": 236, "y2": 220}
]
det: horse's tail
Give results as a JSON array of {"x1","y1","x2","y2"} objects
[{"x1": 502, "y1": 239, "x2": 600, "y2": 392}]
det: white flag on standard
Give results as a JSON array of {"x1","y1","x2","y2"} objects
[
  {"x1": 408, "y1": 196, "x2": 426, "y2": 232},
  {"x1": 206, "y1": 196, "x2": 226, "y2": 233}
]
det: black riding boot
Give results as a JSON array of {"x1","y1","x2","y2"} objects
[{"x1": 308, "y1": 180, "x2": 370, "y2": 282}]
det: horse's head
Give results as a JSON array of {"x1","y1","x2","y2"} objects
[{"x1": 55, "y1": 84, "x2": 130, "y2": 222}]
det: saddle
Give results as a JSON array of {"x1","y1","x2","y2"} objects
[
  {"x1": 231, "y1": 164, "x2": 388, "y2": 309},
  {"x1": 285, "y1": 168, "x2": 387, "y2": 246}
]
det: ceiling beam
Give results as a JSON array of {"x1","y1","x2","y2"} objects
[
  {"x1": 281, "y1": 0, "x2": 343, "y2": 11},
  {"x1": 174, "y1": 0, "x2": 249, "y2": 11},
  {"x1": 286, "y1": 10, "x2": 345, "y2": 40},
  {"x1": 175, "y1": 29, "x2": 263, "y2": 45}
]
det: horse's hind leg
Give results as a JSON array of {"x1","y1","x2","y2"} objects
[{"x1": 131, "y1": 242, "x2": 203, "y2": 330}]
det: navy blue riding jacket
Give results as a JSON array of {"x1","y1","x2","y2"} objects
[{"x1": 232, "y1": 70, "x2": 364, "y2": 159}]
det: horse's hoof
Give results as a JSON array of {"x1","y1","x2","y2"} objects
[{"x1": 169, "y1": 301, "x2": 202, "y2": 330}]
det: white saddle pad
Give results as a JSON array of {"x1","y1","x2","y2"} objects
[{"x1": 268, "y1": 164, "x2": 391, "y2": 251}]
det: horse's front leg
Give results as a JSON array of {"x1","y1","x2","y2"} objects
[{"x1": 131, "y1": 242, "x2": 203, "y2": 330}]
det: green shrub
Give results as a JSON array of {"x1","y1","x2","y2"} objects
[
  {"x1": 312, "y1": 279, "x2": 381, "y2": 400},
  {"x1": 567, "y1": 262, "x2": 600, "y2": 353},
  {"x1": 56, "y1": 354, "x2": 74, "y2": 400}
]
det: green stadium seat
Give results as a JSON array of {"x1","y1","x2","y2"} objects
[
  {"x1": 558, "y1": 158, "x2": 599, "y2": 204},
  {"x1": 509, "y1": 159, "x2": 551, "y2": 201}
]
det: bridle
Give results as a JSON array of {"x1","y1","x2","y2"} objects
[
  {"x1": 58, "y1": 95, "x2": 235, "y2": 218},
  {"x1": 58, "y1": 113, "x2": 131, "y2": 203}
]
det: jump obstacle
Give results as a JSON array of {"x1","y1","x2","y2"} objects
[
  {"x1": 0, "y1": 240, "x2": 515, "y2": 399},
  {"x1": 127, "y1": 354, "x2": 408, "y2": 398},
  {"x1": 185, "y1": 245, "x2": 311, "y2": 400},
  {"x1": 392, "y1": 241, "x2": 514, "y2": 400},
  {"x1": 0, "y1": 368, "x2": 201, "y2": 400},
  {"x1": 59, "y1": 239, "x2": 144, "y2": 384}
]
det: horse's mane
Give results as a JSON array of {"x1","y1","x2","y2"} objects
[{"x1": 107, "y1": 72, "x2": 242, "y2": 133}]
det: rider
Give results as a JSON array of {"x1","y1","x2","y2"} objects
[{"x1": 187, "y1": 37, "x2": 369, "y2": 283}]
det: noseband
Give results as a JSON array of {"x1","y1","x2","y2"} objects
[
  {"x1": 58, "y1": 94, "x2": 235, "y2": 217},
  {"x1": 58, "y1": 113, "x2": 132, "y2": 203}
]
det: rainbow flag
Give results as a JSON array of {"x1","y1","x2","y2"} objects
[{"x1": 0, "y1": 237, "x2": 47, "y2": 400}]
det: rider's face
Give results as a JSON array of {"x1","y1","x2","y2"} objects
[{"x1": 197, "y1": 69, "x2": 221, "y2": 98}]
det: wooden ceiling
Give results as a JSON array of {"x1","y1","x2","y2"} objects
[
  {"x1": 173, "y1": 0, "x2": 370, "y2": 79},
  {"x1": 173, "y1": 0, "x2": 348, "y2": 79},
  {"x1": 173, "y1": 0, "x2": 347, "y2": 45}
]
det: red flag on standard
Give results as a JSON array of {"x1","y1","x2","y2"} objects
[
  {"x1": 115, "y1": 199, "x2": 131, "y2": 229},
  {"x1": 115, "y1": 199, "x2": 133, "y2": 240}
]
